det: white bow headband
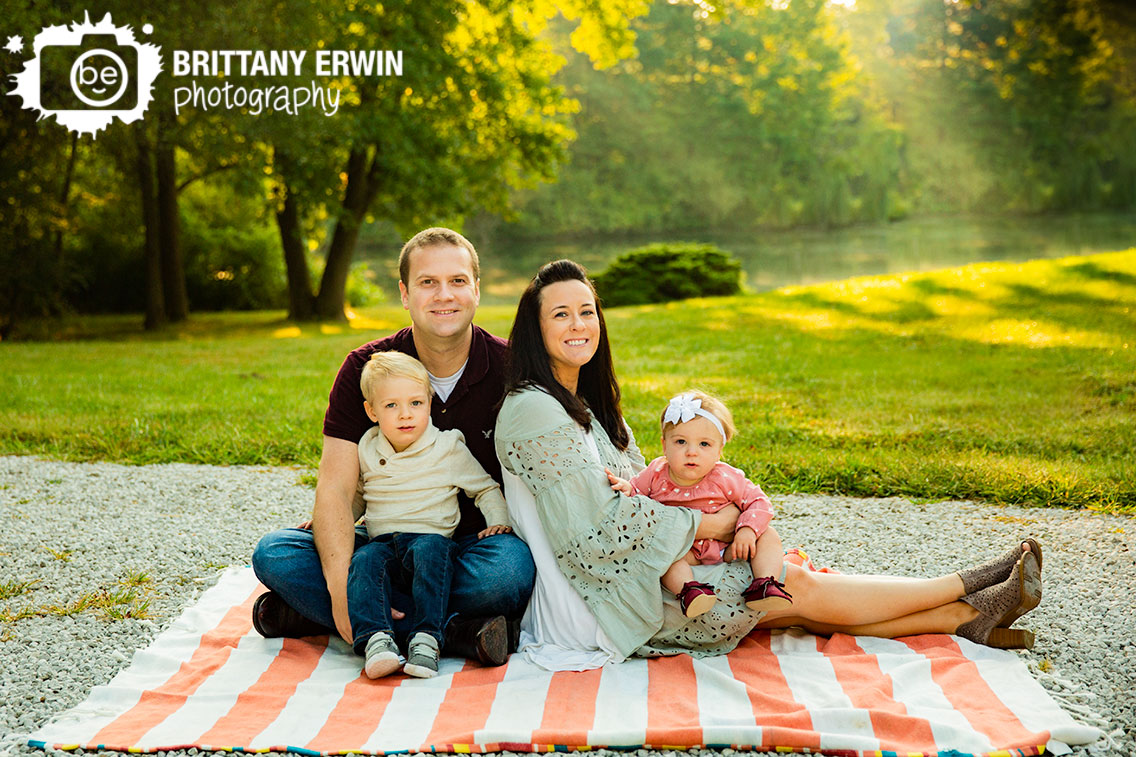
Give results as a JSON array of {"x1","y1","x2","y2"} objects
[{"x1": 663, "y1": 393, "x2": 726, "y2": 444}]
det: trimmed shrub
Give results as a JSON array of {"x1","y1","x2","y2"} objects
[{"x1": 592, "y1": 242, "x2": 743, "y2": 307}]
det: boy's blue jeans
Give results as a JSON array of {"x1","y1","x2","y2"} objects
[
  {"x1": 346, "y1": 531, "x2": 455, "y2": 655},
  {"x1": 252, "y1": 525, "x2": 535, "y2": 650}
]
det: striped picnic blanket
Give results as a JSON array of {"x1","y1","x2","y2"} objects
[{"x1": 25, "y1": 567, "x2": 1099, "y2": 757}]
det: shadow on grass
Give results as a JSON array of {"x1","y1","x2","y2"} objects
[
  {"x1": 769, "y1": 257, "x2": 1136, "y2": 342},
  {"x1": 1067, "y1": 261, "x2": 1136, "y2": 287},
  {"x1": 778, "y1": 291, "x2": 940, "y2": 324},
  {"x1": 909, "y1": 278, "x2": 974, "y2": 298}
]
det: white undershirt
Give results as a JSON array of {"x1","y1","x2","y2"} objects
[{"x1": 427, "y1": 359, "x2": 468, "y2": 403}]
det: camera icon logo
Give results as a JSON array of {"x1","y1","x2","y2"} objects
[
  {"x1": 7, "y1": 12, "x2": 162, "y2": 137},
  {"x1": 42, "y1": 35, "x2": 138, "y2": 110}
]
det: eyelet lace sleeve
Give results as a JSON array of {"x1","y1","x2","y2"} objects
[{"x1": 497, "y1": 423, "x2": 595, "y2": 497}]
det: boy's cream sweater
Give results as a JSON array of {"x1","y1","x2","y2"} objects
[{"x1": 356, "y1": 422, "x2": 508, "y2": 538}]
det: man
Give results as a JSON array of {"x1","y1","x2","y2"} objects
[{"x1": 251, "y1": 227, "x2": 536, "y2": 665}]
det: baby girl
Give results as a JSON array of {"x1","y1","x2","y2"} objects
[{"x1": 610, "y1": 391, "x2": 791, "y2": 617}]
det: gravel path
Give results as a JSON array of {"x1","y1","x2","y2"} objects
[{"x1": 1, "y1": 455, "x2": 1133, "y2": 756}]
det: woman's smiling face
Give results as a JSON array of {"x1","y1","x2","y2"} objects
[{"x1": 539, "y1": 279, "x2": 601, "y2": 390}]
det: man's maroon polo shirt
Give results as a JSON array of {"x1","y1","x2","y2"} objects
[{"x1": 322, "y1": 325, "x2": 508, "y2": 538}]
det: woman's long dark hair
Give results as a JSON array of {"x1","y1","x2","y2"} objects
[{"x1": 503, "y1": 259, "x2": 630, "y2": 451}]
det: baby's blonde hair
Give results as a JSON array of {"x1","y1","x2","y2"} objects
[
  {"x1": 660, "y1": 390, "x2": 736, "y2": 443},
  {"x1": 360, "y1": 351, "x2": 434, "y2": 403}
]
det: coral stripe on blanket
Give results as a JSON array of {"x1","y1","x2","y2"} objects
[{"x1": 25, "y1": 567, "x2": 1101, "y2": 757}]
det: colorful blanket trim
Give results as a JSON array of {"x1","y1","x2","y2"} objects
[{"x1": 23, "y1": 740, "x2": 1048, "y2": 756}]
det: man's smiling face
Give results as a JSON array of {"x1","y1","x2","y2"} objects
[{"x1": 399, "y1": 243, "x2": 481, "y2": 341}]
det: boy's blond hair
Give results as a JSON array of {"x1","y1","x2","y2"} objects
[
  {"x1": 660, "y1": 390, "x2": 736, "y2": 443},
  {"x1": 360, "y1": 351, "x2": 434, "y2": 402},
  {"x1": 398, "y1": 227, "x2": 480, "y2": 285}
]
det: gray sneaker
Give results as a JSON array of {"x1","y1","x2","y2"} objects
[
  {"x1": 363, "y1": 632, "x2": 402, "y2": 679},
  {"x1": 403, "y1": 632, "x2": 440, "y2": 678}
]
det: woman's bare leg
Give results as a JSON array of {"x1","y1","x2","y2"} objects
[
  {"x1": 758, "y1": 602, "x2": 979, "y2": 638},
  {"x1": 752, "y1": 541, "x2": 1040, "y2": 638},
  {"x1": 760, "y1": 564, "x2": 967, "y2": 627}
]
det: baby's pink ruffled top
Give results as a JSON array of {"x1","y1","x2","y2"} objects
[{"x1": 629, "y1": 457, "x2": 774, "y2": 564}]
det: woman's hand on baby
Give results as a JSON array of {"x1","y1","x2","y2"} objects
[
  {"x1": 698, "y1": 505, "x2": 741, "y2": 541},
  {"x1": 478, "y1": 524, "x2": 513, "y2": 539},
  {"x1": 732, "y1": 526, "x2": 758, "y2": 561},
  {"x1": 606, "y1": 468, "x2": 633, "y2": 496}
]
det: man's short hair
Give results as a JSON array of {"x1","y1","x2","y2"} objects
[
  {"x1": 360, "y1": 351, "x2": 434, "y2": 403},
  {"x1": 398, "y1": 227, "x2": 480, "y2": 285}
]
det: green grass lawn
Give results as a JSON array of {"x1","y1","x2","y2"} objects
[{"x1": 2, "y1": 251, "x2": 1133, "y2": 510}]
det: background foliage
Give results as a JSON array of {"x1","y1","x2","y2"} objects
[
  {"x1": 4, "y1": 0, "x2": 1134, "y2": 333},
  {"x1": 0, "y1": 0, "x2": 649, "y2": 331},
  {"x1": 495, "y1": 0, "x2": 1136, "y2": 237}
]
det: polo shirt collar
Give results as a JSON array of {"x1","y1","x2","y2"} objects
[{"x1": 404, "y1": 325, "x2": 489, "y2": 406}]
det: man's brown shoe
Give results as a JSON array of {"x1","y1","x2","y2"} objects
[
  {"x1": 444, "y1": 615, "x2": 508, "y2": 666},
  {"x1": 251, "y1": 591, "x2": 330, "y2": 639}
]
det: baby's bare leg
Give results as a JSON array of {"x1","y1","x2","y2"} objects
[
  {"x1": 749, "y1": 525, "x2": 785, "y2": 579},
  {"x1": 661, "y1": 551, "x2": 700, "y2": 594}
]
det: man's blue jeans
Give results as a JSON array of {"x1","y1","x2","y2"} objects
[
  {"x1": 347, "y1": 532, "x2": 455, "y2": 656},
  {"x1": 251, "y1": 525, "x2": 535, "y2": 646}
]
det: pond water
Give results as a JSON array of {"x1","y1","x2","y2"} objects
[{"x1": 466, "y1": 213, "x2": 1136, "y2": 305}]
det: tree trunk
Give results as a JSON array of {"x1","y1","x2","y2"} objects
[
  {"x1": 275, "y1": 175, "x2": 317, "y2": 320},
  {"x1": 53, "y1": 132, "x2": 78, "y2": 265},
  {"x1": 135, "y1": 131, "x2": 166, "y2": 330},
  {"x1": 156, "y1": 116, "x2": 188, "y2": 322},
  {"x1": 314, "y1": 148, "x2": 381, "y2": 320}
]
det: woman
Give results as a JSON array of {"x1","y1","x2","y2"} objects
[{"x1": 494, "y1": 259, "x2": 1041, "y2": 671}]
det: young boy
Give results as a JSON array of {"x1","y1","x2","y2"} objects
[{"x1": 351, "y1": 351, "x2": 511, "y2": 679}]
